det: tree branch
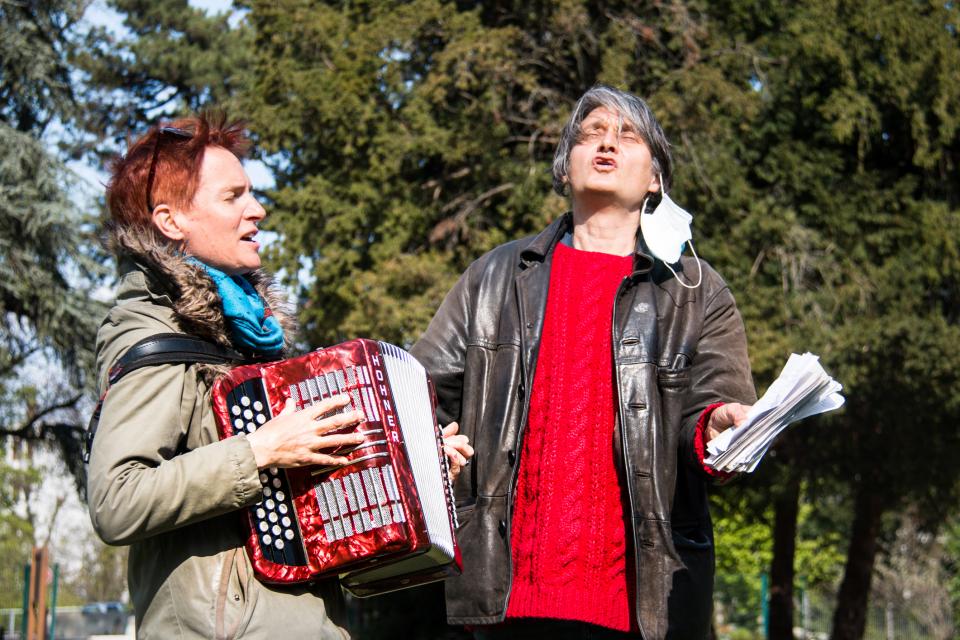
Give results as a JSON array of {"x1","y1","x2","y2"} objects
[{"x1": 1, "y1": 394, "x2": 84, "y2": 440}]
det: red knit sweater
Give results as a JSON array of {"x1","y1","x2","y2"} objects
[{"x1": 506, "y1": 242, "x2": 636, "y2": 632}]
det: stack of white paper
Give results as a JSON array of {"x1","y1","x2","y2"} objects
[{"x1": 705, "y1": 353, "x2": 844, "y2": 473}]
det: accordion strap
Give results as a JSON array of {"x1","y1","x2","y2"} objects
[{"x1": 85, "y1": 333, "x2": 244, "y2": 464}]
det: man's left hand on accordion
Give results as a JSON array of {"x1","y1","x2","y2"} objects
[{"x1": 442, "y1": 421, "x2": 474, "y2": 482}]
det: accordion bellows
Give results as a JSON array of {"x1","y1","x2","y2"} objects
[{"x1": 211, "y1": 339, "x2": 461, "y2": 595}]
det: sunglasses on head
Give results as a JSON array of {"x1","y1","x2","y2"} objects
[{"x1": 145, "y1": 126, "x2": 194, "y2": 213}]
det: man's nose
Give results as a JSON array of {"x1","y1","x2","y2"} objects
[{"x1": 599, "y1": 126, "x2": 619, "y2": 151}]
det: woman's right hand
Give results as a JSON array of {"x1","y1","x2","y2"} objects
[{"x1": 246, "y1": 394, "x2": 365, "y2": 469}]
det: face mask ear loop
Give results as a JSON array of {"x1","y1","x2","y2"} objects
[{"x1": 662, "y1": 240, "x2": 703, "y2": 290}]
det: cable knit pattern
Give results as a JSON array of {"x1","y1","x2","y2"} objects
[{"x1": 506, "y1": 242, "x2": 635, "y2": 632}]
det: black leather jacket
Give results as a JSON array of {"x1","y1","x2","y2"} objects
[{"x1": 412, "y1": 214, "x2": 756, "y2": 639}]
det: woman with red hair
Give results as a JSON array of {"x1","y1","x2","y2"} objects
[{"x1": 86, "y1": 113, "x2": 360, "y2": 639}]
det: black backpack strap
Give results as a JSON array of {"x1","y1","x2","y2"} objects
[
  {"x1": 107, "y1": 333, "x2": 244, "y2": 384},
  {"x1": 85, "y1": 333, "x2": 244, "y2": 463}
]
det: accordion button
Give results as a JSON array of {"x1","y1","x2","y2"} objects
[
  {"x1": 278, "y1": 503, "x2": 288, "y2": 515},
  {"x1": 284, "y1": 529, "x2": 295, "y2": 540},
  {"x1": 256, "y1": 508, "x2": 265, "y2": 519},
  {"x1": 263, "y1": 534, "x2": 272, "y2": 544},
  {"x1": 268, "y1": 512, "x2": 278, "y2": 523},
  {"x1": 275, "y1": 539, "x2": 285, "y2": 550},
  {"x1": 276, "y1": 491, "x2": 286, "y2": 501},
  {"x1": 272, "y1": 525, "x2": 282, "y2": 536},
  {"x1": 266, "y1": 499, "x2": 275, "y2": 510},
  {"x1": 259, "y1": 473, "x2": 268, "y2": 484},
  {"x1": 282, "y1": 516, "x2": 291, "y2": 527},
  {"x1": 259, "y1": 522, "x2": 268, "y2": 532},
  {"x1": 498, "y1": 520, "x2": 507, "y2": 537},
  {"x1": 241, "y1": 396, "x2": 251, "y2": 407}
]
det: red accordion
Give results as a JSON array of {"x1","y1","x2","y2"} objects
[{"x1": 211, "y1": 339, "x2": 461, "y2": 596}]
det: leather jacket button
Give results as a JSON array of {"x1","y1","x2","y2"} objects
[
  {"x1": 498, "y1": 520, "x2": 507, "y2": 537},
  {"x1": 507, "y1": 450, "x2": 516, "y2": 466},
  {"x1": 525, "y1": 322, "x2": 534, "y2": 329},
  {"x1": 517, "y1": 382, "x2": 525, "y2": 398}
]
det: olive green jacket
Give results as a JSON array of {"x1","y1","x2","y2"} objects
[{"x1": 87, "y1": 263, "x2": 348, "y2": 640}]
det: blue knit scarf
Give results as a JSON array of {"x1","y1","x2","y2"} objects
[{"x1": 192, "y1": 261, "x2": 285, "y2": 355}]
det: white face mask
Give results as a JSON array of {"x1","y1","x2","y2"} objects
[{"x1": 640, "y1": 176, "x2": 702, "y2": 289}]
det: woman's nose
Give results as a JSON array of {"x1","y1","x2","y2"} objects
[{"x1": 248, "y1": 195, "x2": 267, "y2": 220}]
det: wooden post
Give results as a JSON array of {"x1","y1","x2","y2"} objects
[{"x1": 25, "y1": 546, "x2": 49, "y2": 640}]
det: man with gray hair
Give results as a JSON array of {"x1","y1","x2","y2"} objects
[{"x1": 412, "y1": 85, "x2": 756, "y2": 639}]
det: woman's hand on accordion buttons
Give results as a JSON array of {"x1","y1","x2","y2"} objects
[
  {"x1": 442, "y1": 422, "x2": 474, "y2": 483},
  {"x1": 247, "y1": 394, "x2": 366, "y2": 470}
]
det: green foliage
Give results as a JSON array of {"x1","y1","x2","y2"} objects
[
  {"x1": 713, "y1": 490, "x2": 772, "y2": 628},
  {"x1": 713, "y1": 482, "x2": 846, "y2": 628},
  {"x1": 0, "y1": 445, "x2": 39, "y2": 608},
  {"x1": 243, "y1": 0, "x2": 739, "y2": 347},
  {"x1": 1, "y1": 1, "x2": 105, "y2": 492},
  {"x1": 0, "y1": 0, "x2": 86, "y2": 135},
  {"x1": 943, "y1": 517, "x2": 960, "y2": 629},
  {"x1": 0, "y1": 124, "x2": 103, "y2": 377}
]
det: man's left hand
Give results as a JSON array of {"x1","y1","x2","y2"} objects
[
  {"x1": 705, "y1": 403, "x2": 751, "y2": 445},
  {"x1": 442, "y1": 422, "x2": 474, "y2": 483}
]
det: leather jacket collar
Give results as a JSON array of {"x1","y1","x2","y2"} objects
[{"x1": 519, "y1": 212, "x2": 655, "y2": 275}]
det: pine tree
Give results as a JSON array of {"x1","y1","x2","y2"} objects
[
  {"x1": 1, "y1": 0, "x2": 106, "y2": 481},
  {"x1": 74, "y1": 0, "x2": 255, "y2": 152}
]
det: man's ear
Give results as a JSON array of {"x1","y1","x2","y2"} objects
[
  {"x1": 648, "y1": 172, "x2": 661, "y2": 194},
  {"x1": 152, "y1": 204, "x2": 186, "y2": 242}
]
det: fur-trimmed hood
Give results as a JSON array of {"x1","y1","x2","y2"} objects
[{"x1": 110, "y1": 224, "x2": 298, "y2": 381}]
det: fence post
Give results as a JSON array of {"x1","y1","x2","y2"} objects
[
  {"x1": 20, "y1": 563, "x2": 30, "y2": 640},
  {"x1": 885, "y1": 601, "x2": 894, "y2": 640},
  {"x1": 25, "y1": 547, "x2": 49, "y2": 640},
  {"x1": 47, "y1": 564, "x2": 59, "y2": 640},
  {"x1": 800, "y1": 588, "x2": 810, "y2": 640}
]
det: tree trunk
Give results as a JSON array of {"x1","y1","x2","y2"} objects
[
  {"x1": 831, "y1": 485, "x2": 885, "y2": 640},
  {"x1": 768, "y1": 473, "x2": 801, "y2": 640}
]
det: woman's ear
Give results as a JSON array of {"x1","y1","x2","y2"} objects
[{"x1": 152, "y1": 204, "x2": 185, "y2": 242}]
